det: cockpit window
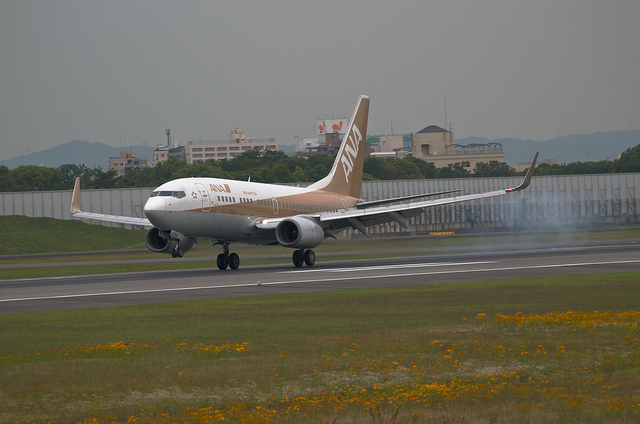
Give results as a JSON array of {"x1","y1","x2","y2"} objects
[{"x1": 150, "y1": 191, "x2": 186, "y2": 199}]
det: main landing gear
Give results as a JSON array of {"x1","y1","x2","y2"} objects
[
  {"x1": 171, "y1": 247, "x2": 184, "y2": 258},
  {"x1": 292, "y1": 249, "x2": 315, "y2": 268},
  {"x1": 214, "y1": 242, "x2": 316, "y2": 270},
  {"x1": 216, "y1": 241, "x2": 240, "y2": 270}
]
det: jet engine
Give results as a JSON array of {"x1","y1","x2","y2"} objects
[
  {"x1": 275, "y1": 216, "x2": 325, "y2": 249},
  {"x1": 145, "y1": 227, "x2": 195, "y2": 257}
]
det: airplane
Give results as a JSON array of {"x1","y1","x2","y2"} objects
[{"x1": 71, "y1": 95, "x2": 538, "y2": 270}]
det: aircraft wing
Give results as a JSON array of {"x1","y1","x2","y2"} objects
[
  {"x1": 71, "y1": 210, "x2": 153, "y2": 227},
  {"x1": 258, "y1": 153, "x2": 538, "y2": 236},
  {"x1": 70, "y1": 177, "x2": 153, "y2": 228},
  {"x1": 316, "y1": 189, "x2": 508, "y2": 235},
  {"x1": 317, "y1": 153, "x2": 538, "y2": 236}
]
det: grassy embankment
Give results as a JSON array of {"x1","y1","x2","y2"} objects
[
  {"x1": 2, "y1": 272, "x2": 640, "y2": 423},
  {"x1": 0, "y1": 216, "x2": 148, "y2": 255},
  {"x1": 2, "y1": 215, "x2": 640, "y2": 279}
]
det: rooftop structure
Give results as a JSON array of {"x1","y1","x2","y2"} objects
[
  {"x1": 153, "y1": 128, "x2": 278, "y2": 165},
  {"x1": 412, "y1": 125, "x2": 506, "y2": 169},
  {"x1": 108, "y1": 151, "x2": 149, "y2": 176}
]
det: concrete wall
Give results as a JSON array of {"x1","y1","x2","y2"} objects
[
  {"x1": 356, "y1": 174, "x2": 639, "y2": 236},
  {"x1": 2, "y1": 174, "x2": 638, "y2": 234},
  {"x1": 1, "y1": 187, "x2": 152, "y2": 225}
]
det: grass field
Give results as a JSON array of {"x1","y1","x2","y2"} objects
[
  {"x1": 2, "y1": 215, "x2": 640, "y2": 280},
  {"x1": 2, "y1": 273, "x2": 639, "y2": 423},
  {"x1": 2, "y1": 216, "x2": 639, "y2": 422},
  {"x1": 0, "y1": 216, "x2": 147, "y2": 255},
  {"x1": 4, "y1": 216, "x2": 640, "y2": 258}
]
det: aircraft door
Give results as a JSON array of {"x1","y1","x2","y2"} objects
[
  {"x1": 272, "y1": 198, "x2": 279, "y2": 215},
  {"x1": 194, "y1": 183, "x2": 211, "y2": 212}
]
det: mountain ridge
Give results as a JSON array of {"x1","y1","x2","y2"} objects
[
  {"x1": 457, "y1": 130, "x2": 640, "y2": 165},
  {"x1": 0, "y1": 140, "x2": 155, "y2": 169}
]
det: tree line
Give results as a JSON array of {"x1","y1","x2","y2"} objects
[{"x1": 1, "y1": 145, "x2": 638, "y2": 192}]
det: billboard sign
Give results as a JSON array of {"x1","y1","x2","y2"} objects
[{"x1": 318, "y1": 119, "x2": 345, "y2": 135}]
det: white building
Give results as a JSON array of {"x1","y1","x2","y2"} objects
[
  {"x1": 154, "y1": 128, "x2": 278, "y2": 165},
  {"x1": 186, "y1": 128, "x2": 277, "y2": 164}
]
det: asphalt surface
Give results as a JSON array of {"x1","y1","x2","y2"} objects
[{"x1": 1, "y1": 242, "x2": 639, "y2": 314}]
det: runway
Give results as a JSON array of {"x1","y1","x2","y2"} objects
[{"x1": 1, "y1": 243, "x2": 639, "y2": 314}]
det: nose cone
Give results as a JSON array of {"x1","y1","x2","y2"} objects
[{"x1": 144, "y1": 197, "x2": 167, "y2": 227}]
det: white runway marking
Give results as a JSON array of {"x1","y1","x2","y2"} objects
[
  {"x1": 281, "y1": 261, "x2": 495, "y2": 273},
  {"x1": 1, "y1": 259, "x2": 639, "y2": 304}
]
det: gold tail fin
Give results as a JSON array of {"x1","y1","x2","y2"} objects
[{"x1": 308, "y1": 95, "x2": 370, "y2": 198}]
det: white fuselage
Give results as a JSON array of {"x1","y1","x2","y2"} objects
[{"x1": 143, "y1": 177, "x2": 358, "y2": 244}]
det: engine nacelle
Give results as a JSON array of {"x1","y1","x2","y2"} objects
[
  {"x1": 145, "y1": 227, "x2": 195, "y2": 256},
  {"x1": 275, "y1": 216, "x2": 325, "y2": 249}
]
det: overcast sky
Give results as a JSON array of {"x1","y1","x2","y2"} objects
[{"x1": 1, "y1": 0, "x2": 638, "y2": 160}]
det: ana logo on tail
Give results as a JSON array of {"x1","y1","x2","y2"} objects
[{"x1": 340, "y1": 124, "x2": 362, "y2": 184}]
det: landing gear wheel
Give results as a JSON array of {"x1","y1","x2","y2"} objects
[
  {"x1": 228, "y1": 253, "x2": 240, "y2": 270},
  {"x1": 303, "y1": 249, "x2": 316, "y2": 267},
  {"x1": 292, "y1": 250, "x2": 304, "y2": 268},
  {"x1": 216, "y1": 253, "x2": 228, "y2": 270}
]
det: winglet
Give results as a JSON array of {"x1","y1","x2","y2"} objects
[
  {"x1": 506, "y1": 152, "x2": 539, "y2": 192},
  {"x1": 71, "y1": 177, "x2": 82, "y2": 213}
]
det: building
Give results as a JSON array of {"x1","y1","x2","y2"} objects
[
  {"x1": 297, "y1": 116, "x2": 349, "y2": 158},
  {"x1": 153, "y1": 129, "x2": 187, "y2": 166},
  {"x1": 412, "y1": 125, "x2": 506, "y2": 169},
  {"x1": 297, "y1": 133, "x2": 342, "y2": 157},
  {"x1": 185, "y1": 128, "x2": 277, "y2": 164},
  {"x1": 154, "y1": 128, "x2": 278, "y2": 165},
  {"x1": 153, "y1": 144, "x2": 186, "y2": 165},
  {"x1": 294, "y1": 136, "x2": 321, "y2": 154},
  {"x1": 298, "y1": 114, "x2": 378, "y2": 158},
  {"x1": 297, "y1": 132, "x2": 375, "y2": 158},
  {"x1": 108, "y1": 151, "x2": 149, "y2": 177},
  {"x1": 369, "y1": 134, "x2": 412, "y2": 159},
  {"x1": 298, "y1": 112, "x2": 506, "y2": 168}
]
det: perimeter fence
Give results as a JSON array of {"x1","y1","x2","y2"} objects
[{"x1": 1, "y1": 174, "x2": 638, "y2": 237}]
